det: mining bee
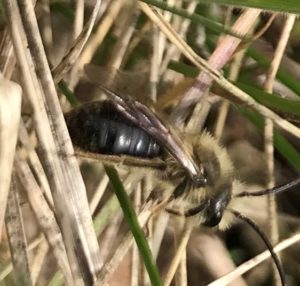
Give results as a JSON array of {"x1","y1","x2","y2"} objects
[{"x1": 65, "y1": 64, "x2": 300, "y2": 285}]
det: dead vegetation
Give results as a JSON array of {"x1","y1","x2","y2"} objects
[{"x1": 0, "y1": 1, "x2": 300, "y2": 285}]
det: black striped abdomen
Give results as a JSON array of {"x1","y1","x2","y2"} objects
[{"x1": 66, "y1": 101, "x2": 161, "y2": 158}]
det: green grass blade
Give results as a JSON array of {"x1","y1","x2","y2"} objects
[
  {"x1": 248, "y1": 48, "x2": 300, "y2": 98},
  {"x1": 139, "y1": 0, "x2": 247, "y2": 39},
  {"x1": 197, "y1": 0, "x2": 300, "y2": 14},
  {"x1": 50, "y1": 1, "x2": 74, "y2": 21},
  {"x1": 169, "y1": 50, "x2": 300, "y2": 101},
  {"x1": 166, "y1": 60, "x2": 300, "y2": 171},
  {"x1": 236, "y1": 82, "x2": 300, "y2": 116},
  {"x1": 104, "y1": 165, "x2": 163, "y2": 286},
  {"x1": 168, "y1": 60, "x2": 199, "y2": 77},
  {"x1": 239, "y1": 107, "x2": 300, "y2": 172},
  {"x1": 168, "y1": 61, "x2": 300, "y2": 117},
  {"x1": 58, "y1": 80, "x2": 79, "y2": 107}
]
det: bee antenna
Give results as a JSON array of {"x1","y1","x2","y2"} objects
[
  {"x1": 230, "y1": 210, "x2": 286, "y2": 286},
  {"x1": 234, "y1": 177, "x2": 300, "y2": 198}
]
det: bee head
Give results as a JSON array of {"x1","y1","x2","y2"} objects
[
  {"x1": 201, "y1": 183, "x2": 232, "y2": 227},
  {"x1": 181, "y1": 181, "x2": 232, "y2": 227}
]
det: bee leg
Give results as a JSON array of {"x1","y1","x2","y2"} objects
[
  {"x1": 172, "y1": 178, "x2": 188, "y2": 198},
  {"x1": 143, "y1": 222, "x2": 151, "y2": 238},
  {"x1": 166, "y1": 203, "x2": 206, "y2": 217},
  {"x1": 165, "y1": 208, "x2": 184, "y2": 216},
  {"x1": 149, "y1": 196, "x2": 173, "y2": 216},
  {"x1": 183, "y1": 203, "x2": 206, "y2": 217}
]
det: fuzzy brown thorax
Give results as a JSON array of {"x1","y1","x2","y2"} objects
[{"x1": 158, "y1": 133, "x2": 236, "y2": 227}]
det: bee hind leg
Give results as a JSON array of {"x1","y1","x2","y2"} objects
[
  {"x1": 165, "y1": 208, "x2": 184, "y2": 216},
  {"x1": 183, "y1": 203, "x2": 206, "y2": 217},
  {"x1": 166, "y1": 203, "x2": 206, "y2": 217},
  {"x1": 149, "y1": 196, "x2": 173, "y2": 216}
]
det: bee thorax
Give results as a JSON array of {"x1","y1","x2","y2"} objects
[{"x1": 162, "y1": 133, "x2": 235, "y2": 228}]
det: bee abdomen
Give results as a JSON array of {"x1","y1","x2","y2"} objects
[{"x1": 66, "y1": 100, "x2": 161, "y2": 158}]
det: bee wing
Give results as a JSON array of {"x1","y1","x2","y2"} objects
[
  {"x1": 87, "y1": 66, "x2": 152, "y2": 104},
  {"x1": 84, "y1": 64, "x2": 204, "y2": 182}
]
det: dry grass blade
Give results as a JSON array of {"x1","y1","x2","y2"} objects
[
  {"x1": 0, "y1": 29, "x2": 15, "y2": 77},
  {"x1": 30, "y1": 238, "x2": 49, "y2": 284},
  {"x1": 39, "y1": 0, "x2": 53, "y2": 59},
  {"x1": 131, "y1": 184, "x2": 142, "y2": 286},
  {"x1": 159, "y1": 0, "x2": 198, "y2": 79},
  {"x1": 208, "y1": 232, "x2": 300, "y2": 286},
  {"x1": 0, "y1": 235, "x2": 43, "y2": 281},
  {"x1": 178, "y1": 9, "x2": 259, "y2": 101},
  {"x1": 90, "y1": 174, "x2": 109, "y2": 215},
  {"x1": 139, "y1": 3, "x2": 300, "y2": 139},
  {"x1": 131, "y1": 243, "x2": 140, "y2": 286},
  {"x1": 68, "y1": 0, "x2": 84, "y2": 88},
  {"x1": 171, "y1": 8, "x2": 260, "y2": 126},
  {"x1": 15, "y1": 158, "x2": 73, "y2": 285},
  {"x1": 2, "y1": 1, "x2": 299, "y2": 285},
  {"x1": 174, "y1": 217, "x2": 188, "y2": 286},
  {"x1": 214, "y1": 48, "x2": 246, "y2": 138},
  {"x1": 18, "y1": 121, "x2": 53, "y2": 206},
  {"x1": 3, "y1": 0, "x2": 102, "y2": 282},
  {"x1": 52, "y1": 0, "x2": 102, "y2": 83},
  {"x1": 100, "y1": 210, "x2": 124, "y2": 262},
  {"x1": 97, "y1": 207, "x2": 152, "y2": 286},
  {"x1": 263, "y1": 14, "x2": 296, "y2": 286},
  {"x1": 73, "y1": 0, "x2": 85, "y2": 40},
  {"x1": 5, "y1": 176, "x2": 32, "y2": 285},
  {"x1": 106, "y1": 7, "x2": 139, "y2": 69},
  {"x1": 164, "y1": 225, "x2": 192, "y2": 286},
  {"x1": 79, "y1": 0, "x2": 126, "y2": 67},
  {"x1": 213, "y1": 4, "x2": 250, "y2": 139},
  {"x1": 122, "y1": 20, "x2": 152, "y2": 64},
  {"x1": 0, "y1": 76, "x2": 21, "y2": 235}
]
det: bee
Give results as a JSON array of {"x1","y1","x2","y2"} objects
[{"x1": 65, "y1": 64, "x2": 299, "y2": 286}]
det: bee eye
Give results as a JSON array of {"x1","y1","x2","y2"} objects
[
  {"x1": 203, "y1": 210, "x2": 222, "y2": 227},
  {"x1": 202, "y1": 186, "x2": 231, "y2": 227}
]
